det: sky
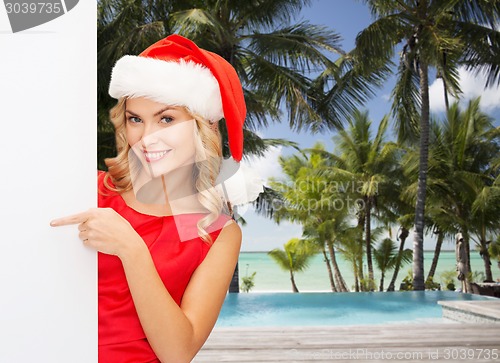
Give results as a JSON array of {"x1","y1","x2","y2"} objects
[{"x1": 238, "y1": 0, "x2": 500, "y2": 252}]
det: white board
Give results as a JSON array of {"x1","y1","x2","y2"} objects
[{"x1": 0, "y1": 2, "x2": 97, "y2": 362}]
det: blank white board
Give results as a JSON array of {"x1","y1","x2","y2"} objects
[{"x1": 0, "y1": 2, "x2": 97, "y2": 362}]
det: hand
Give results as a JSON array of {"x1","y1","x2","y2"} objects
[{"x1": 50, "y1": 208, "x2": 144, "y2": 259}]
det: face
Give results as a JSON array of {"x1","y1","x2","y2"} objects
[{"x1": 125, "y1": 97, "x2": 203, "y2": 179}]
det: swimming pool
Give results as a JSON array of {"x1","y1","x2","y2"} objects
[{"x1": 216, "y1": 291, "x2": 492, "y2": 327}]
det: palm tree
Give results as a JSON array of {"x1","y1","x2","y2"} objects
[
  {"x1": 386, "y1": 226, "x2": 410, "y2": 291},
  {"x1": 425, "y1": 229, "x2": 446, "y2": 283},
  {"x1": 374, "y1": 238, "x2": 412, "y2": 291},
  {"x1": 437, "y1": 100, "x2": 499, "y2": 283},
  {"x1": 471, "y1": 185, "x2": 500, "y2": 281},
  {"x1": 354, "y1": 0, "x2": 500, "y2": 290},
  {"x1": 403, "y1": 98, "x2": 500, "y2": 286},
  {"x1": 400, "y1": 123, "x2": 448, "y2": 285},
  {"x1": 268, "y1": 238, "x2": 317, "y2": 293},
  {"x1": 336, "y1": 226, "x2": 365, "y2": 292},
  {"x1": 304, "y1": 217, "x2": 351, "y2": 292},
  {"x1": 399, "y1": 118, "x2": 458, "y2": 285},
  {"x1": 303, "y1": 221, "x2": 337, "y2": 292},
  {"x1": 269, "y1": 145, "x2": 350, "y2": 292},
  {"x1": 311, "y1": 110, "x2": 399, "y2": 290}
]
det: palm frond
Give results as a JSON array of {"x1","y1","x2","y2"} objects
[
  {"x1": 233, "y1": 0, "x2": 312, "y2": 32},
  {"x1": 457, "y1": 21, "x2": 500, "y2": 87},
  {"x1": 248, "y1": 22, "x2": 343, "y2": 72},
  {"x1": 353, "y1": 13, "x2": 405, "y2": 73}
]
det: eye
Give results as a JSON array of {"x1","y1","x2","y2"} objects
[
  {"x1": 160, "y1": 116, "x2": 174, "y2": 124},
  {"x1": 127, "y1": 116, "x2": 142, "y2": 124}
]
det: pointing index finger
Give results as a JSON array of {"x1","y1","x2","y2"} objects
[{"x1": 50, "y1": 212, "x2": 89, "y2": 227}]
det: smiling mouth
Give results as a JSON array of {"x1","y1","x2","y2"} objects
[{"x1": 143, "y1": 149, "x2": 172, "y2": 162}]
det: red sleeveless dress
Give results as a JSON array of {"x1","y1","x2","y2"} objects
[{"x1": 97, "y1": 171, "x2": 231, "y2": 362}]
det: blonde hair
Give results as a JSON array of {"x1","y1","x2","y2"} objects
[{"x1": 104, "y1": 98, "x2": 231, "y2": 244}]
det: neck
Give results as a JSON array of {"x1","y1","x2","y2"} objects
[{"x1": 133, "y1": 164, "x2": 205, "y2": 214}]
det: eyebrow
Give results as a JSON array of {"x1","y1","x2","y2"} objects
[{"x1": 125, "y1": 106, "x2": 175, "y2": 117}]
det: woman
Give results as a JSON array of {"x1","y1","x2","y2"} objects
[{"x1": 51, "y1": 35, "x2": 246, "y2": 362}]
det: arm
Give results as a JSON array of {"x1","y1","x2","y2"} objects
[
  {"x1": 51, "y1": 208, "x2": 241, "y2": 362},
  {"x1": 121, "y1": 220, "x2": 241, "y2": 362}
]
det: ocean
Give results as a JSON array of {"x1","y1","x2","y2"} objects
[{"x1": 238, "y1": 251, "x2": 495, "y2": 292}]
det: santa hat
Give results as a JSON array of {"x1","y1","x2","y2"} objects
[{"x1": 108, "y1": 34, "x2": 246, "y2": 161}]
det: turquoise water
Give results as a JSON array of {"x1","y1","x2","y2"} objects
[
  {"x1": 239, "y1": 251, "x2": 494, "y2": 292},
  {"x1": 216, "y1": 291, "x2": 493, "y2": 327}
]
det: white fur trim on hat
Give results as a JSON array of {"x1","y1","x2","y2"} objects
[{"x1": 108, "y1": 55, "x2": 224, "y2": 121}]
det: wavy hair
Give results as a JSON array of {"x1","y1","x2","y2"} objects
[{"x1": 103, "y1": 98, "x2": 231, "y2": 244}]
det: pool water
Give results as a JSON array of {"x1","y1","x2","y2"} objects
[{"x1": 216, "y1": 291, "x2": 492, "y2": 327}]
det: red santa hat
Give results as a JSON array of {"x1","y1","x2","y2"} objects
[{"x1": 108, "y1": 34, "x2": 246, "y2": 161}]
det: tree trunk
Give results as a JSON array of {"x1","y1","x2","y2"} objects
[
  {"x1": 357, "y1": 252, "x2": 365, "y2": 291},
  {"x1": 387, "y1": 227, "x2": 409, "y2": 291},
  {"x1": 413, "y1": 61, "x2": 430, "y2": 291},
  {"x1": 427, "y1": 231, "x2": 444, "y2": 282},
  {"x1": 328, "y1": 242, "x2": 349, "y2": 292},
  {"x1": 379, "y1": 272, "x2": 385, "y2": 292},
  {"x1": 322, "y1": 247, "x2": 337, "y2": 292},
  {"x1": 229, "y1": 262, "x2": 240, "y2": 293},
  {"x1": 481, "y1": 242, "x2": 493, "y2": 282},
  {"x1": 464, "y1": 230, "x2": 472, "y2": 293},
  {"x1": 365, "y1": 197, "x2": 375, "y2": 291},
  {"x1": 354, "y1": 270, "x2": 360, "y2": 292},
  {"x1": 351, "y1": 249, "x2": 360, "y2": 291},
  {"x1": 290, "y1": 270, "x2": 299, "y2": 293},
  {"x1": 479, "y1": 226, "x2": 493, "y2": 282},
  {"x1": 482, "y1": 247, "x2": 493, "y2": 282},
  {"x1": 356, "y1": 214, "x2": 366, "y2": 291}
]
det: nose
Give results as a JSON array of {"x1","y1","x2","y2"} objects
[{"x1": 141, "y1": 123, "x2": 161, "y2": 147}]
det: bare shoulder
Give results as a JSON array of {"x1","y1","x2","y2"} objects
[
  {"x1": 222, "y1": 218, "x2": 242, "y2": 237},
  {"x1": 215, "y1": 219, "x2": 242, "y2": 248}
]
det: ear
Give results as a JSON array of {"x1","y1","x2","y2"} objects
[{"x1": 208, "y1": 120, "x2": 219, "y2": 132}]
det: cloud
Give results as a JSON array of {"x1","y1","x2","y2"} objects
[
  {"x1": 381, "y1": 93, "x2": 391, "y2": 102},
  {"x1": 429, "y1": 67, "x2": 500, "y2": 113},
  {"x1": 244, "y1": 145, "x2": 284, "y2": 186},
  {"x1": 240, "y1": 211, "x2": 303, "y2": 251}
]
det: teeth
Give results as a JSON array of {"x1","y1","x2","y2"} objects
[{"x1": 144, "y1": 150, "x2": 169, "y2": 160}]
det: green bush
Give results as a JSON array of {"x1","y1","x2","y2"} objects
[
  {"x1": 240, "y1": 271, "x2": 257, "y2": 293},
  {"x1": 439, "y1": 270, "x2": 456, "y2": 291},
  {"x1": 468, "y1": 271, "x2": 486, "y2": 283},
  {"x1": 399, "y1": 270, "x2": 413, "y2": 291},
  {"x1": 425, "y1": 276, "x2": 441, "y2": 290}
]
